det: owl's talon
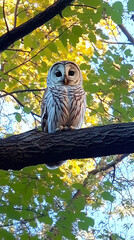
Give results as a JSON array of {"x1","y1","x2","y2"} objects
[
  {"x1": 59, "y1": 126, "x2": 64, "y2": 131},
  {"x1": 70, "y1": 126, "x2": 75, "y2": 130},
  {"x1": 56, "y1": 126, "x2": 70, "y2": 131},
  {"x1": 55, "y1": 126, "x2": 64, "y2": 131}
]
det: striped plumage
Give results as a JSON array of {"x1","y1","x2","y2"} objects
[{"x1": 41, "y1": 61, "x2": 86, "y2": 168}]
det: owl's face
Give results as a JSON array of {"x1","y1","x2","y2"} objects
[{"x1": 47, "y1": 61, "x2": 83, "y2": 87}]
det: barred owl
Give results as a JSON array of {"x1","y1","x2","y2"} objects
[{"x1": 41, "y1": 61, "x2": 86, "y2": 169}]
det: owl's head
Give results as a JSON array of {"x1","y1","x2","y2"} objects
[{"x1": 47, "y1": 61, "x2": 83, "y2": 87}]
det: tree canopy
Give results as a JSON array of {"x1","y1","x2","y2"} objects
[{"x1": 0, "y1": 0, "x2": 134, "y2": 239}]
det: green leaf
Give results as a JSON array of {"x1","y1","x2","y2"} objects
[
  {"x1": 73, "y1": 196, "x2": 86, "y2": 210},
  {"x1": 125, "y1": 49, "x2": 133, "y2": 57},
  {"x1": 0, "y1": 8, "x2": 3, "y2": 19},
  {"x1": 23, "y1": 106, "x2": 31, "y2": 114},
  {"x1": 18, "y1": 9, "x2": 27, "y2": 19},
  {"x1": 103, "y1": 180, "x2": 113, "y2": 188},
  {"x1": 6, "y1": 205, "x2": 20, "y2": 220},
  {"x1": 49, "y1": 42, "x2": 58, "y2": 53},
  {"x1": 60, "y1": 31, "x2": 68, "y2": 47},
  {"x1": 78, "y1": 216, "x2": 94, "y2": 231},
  {"x1": 111, "y1": 12, "x2": 122, "y2": 24},
  {"x1": 24, "y1": 35, "x2": 32, "y2": 48},
  {"x1": 87, "y1": 217, "x2": 95, "y2": 227},
  {"x1": 127, "y1": 0, "x2": 134, "y2": 12},
  {"x1": 80, "y1": 63, "x2": 91, "y2": 70},
  {"x1": 80, "y1": 0, "x2": 101, "y2": 7},
  {"x1": 0, "y1": 82, "x2": 5, "y2": 90},
  {"x1": 89, "y1": 31, "x2": 96, "y2": 43},
  {"x1": 15, "y1": 113, "x2": 22, "y2": 122},
  {"x1": 112, "y1": 1, "x2": 123, "y2": 12},
  {"x1": 111, "y1": 2, "x2": 123, "y2": 24},
  {"x1": 122, "y1": 96, "x2": 132, "y2": 105},
  {"x1": 21, "y1": 233, "x2": 39, "y2": 240},
  {"x1": 101, "y1": 191, "x2": 115, "y2": 203},
  {"x1": 0, "y1": 229, "x2": 16, "y2": 239},
  {"x1": 89, "y1": 84, "x2": 99, "y2": 93},
  {"x1": 69, "y1": 32, "x2": 79, "y2": 46},
  {"x1": 72, "y1": 25, "x2": 83, "y2": 37}
]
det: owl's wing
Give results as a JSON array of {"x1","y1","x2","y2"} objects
[
  {"x1": 41, "y1": 88, "x2": 48, "y2": 132},
  {"x1": 69, "y1": 87, "x2": 86, "y2": 129}
]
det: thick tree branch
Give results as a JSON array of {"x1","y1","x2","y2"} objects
[
  {"x1": 0, "y1": 0, "x2": 74, "y2": 52},
  {"x1": 0, "y1": 122, "x2": 134, "y2": 171}
]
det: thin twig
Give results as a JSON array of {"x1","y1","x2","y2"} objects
[
  {"x1": 2, "y1": 90, "x2": 40, "y2": 118},
  {"x1": 0, "y1": 89, "x2": 45, "y2": 98},
  {"x1": 6, "y1": 73, "x2": 42, "y2": 101},
  {"x1": 7, "y1": 48, "x2": 30, "y2": 53},
  {"x1": 69, "y1": 4, "x2": 97, "y2": 10},
  {"x1": 14, "y1": 0, "x2": 20, "y2": 28},
  {"x1": 3, "y1": 0, "x2": 9, "y2": 32},
  {"x1": 102, "y1": 40, "x2": 134, "y2": 45}
]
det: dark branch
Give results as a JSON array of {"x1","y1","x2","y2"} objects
[
  {"x1": 14, "y1": 0, "x2": 20, "y2": 28},
  {"x1": 102, "y1": 41, "x2": 134, "y2": 45},
  {"x1": 3, "y1": 0, "x2": 9, "y2": 32},
  {"x1": 86, "y1": 154, "x2": 128, "y2": 176},
  {"x1": 69, "y1": 4, "x2": 96, "y2": 10},
  {"x1": 118, "y1": 24, "x2": 134, "y2": 45},
  {"x1": 0, "y1": 0, "x2": 74, "y2": 52},
  {"x1": 73, "y1": 154, "x2": 128, "y2": 199},
  {"x1": 0, "y1": 88, "x2": 45, "y2": 98},
  {"x1": 0, "y1": 122, "x2": 134, "y2": 170}
]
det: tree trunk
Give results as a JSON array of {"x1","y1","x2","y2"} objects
[{"x1": 0, "y1": 122, "x2": 134, "y2": 170}]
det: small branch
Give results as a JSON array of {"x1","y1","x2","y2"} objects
[
  {"x1": 118, "y1": 24, "x2": 134, "y2": 45},
  {"x1": 69, "y1": 4, "x2": 97, "y2": 10},
  {"x1": 1, "y1": 90, "x2": 40, "y2": 118},
  {"x1": 73, "y1": 154, "x2": 128, "y2": 199},
  {"x1": 102, "y1": 40, "x2": 134, "y2": 45},
  {"x1": 85, "y1": 154, "x2": 128, "y2": 177},
  {"x1": 14, "y1": 0, "x2": 20, "y2": 28},
  {"x1": 7, "y1": 48, "x2": 30, "y2": 53},
  {"x1": 0, "y1": 88, "x2": 45, "y2": 98},
  {"x1": 0, "y1": 73, "x2": 41, "y2": 103},
  {"x1": 3, "y1": 0, "x2": 9, "y2": 32},
  {"x1": 7, "y1": 74, "x2": 42, "y2": 101}
]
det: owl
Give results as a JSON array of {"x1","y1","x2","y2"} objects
[{"x1": 41, "y1": 61, "x2": 86, "y2": 169}]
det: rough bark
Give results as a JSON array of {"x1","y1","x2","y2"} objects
[
  {"x1": 0, "y1": 0, "x2": 73, "y2": 53},
  {"x1": 0, "y1": 122, "x2": 134, "y2": 170}
]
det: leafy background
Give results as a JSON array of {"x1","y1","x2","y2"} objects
[{"x1": 0, "y1": 0, "x2": 134, "y2": 239}]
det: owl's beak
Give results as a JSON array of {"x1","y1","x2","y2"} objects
[{"x1": 64, "y1": 76, "x2": 68, "y2": 85}]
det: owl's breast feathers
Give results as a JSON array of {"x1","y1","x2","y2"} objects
[{"x1": 41, "y1": 85, "x2": 86, "y2": 133}]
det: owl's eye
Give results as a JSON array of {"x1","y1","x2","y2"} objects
[
  {"x1": 55, "y1": 71, "x2": 62, "y2": 77},
  {"x1": 69, "y1": 70, "x2": 75, "y2": 76}
]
